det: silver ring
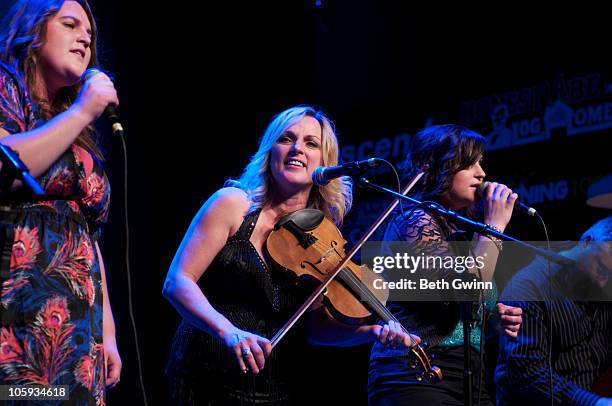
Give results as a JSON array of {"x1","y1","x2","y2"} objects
[{"x1": 241, "y1": 346, "x2": 251, "y2": 356}]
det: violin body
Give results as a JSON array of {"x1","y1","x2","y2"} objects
[
  {"x1": 266, "y1": 208, "x2": 388, "y2": 325},
  {"x1": 266, "y1": 208, "x2": 442, "y2": 384}
]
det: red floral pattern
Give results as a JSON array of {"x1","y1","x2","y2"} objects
[
  {"x1": 45, "y1": 231, "x2": 96, "y2": 306},
  {"x1": 1, "y1": 226, "x2": 42, "y2": 308},
  {"x1": 81, "y1": 172, "x2": 107, "y2": 207},
  {"x1": 46, "y1": 166, "x2": 75, "y2": 195},
  {"x1": 10, "y1": 225, "x2": 42, "y2": 269},
  {"x1": 0, "y1": 296, "x2": 75, "y2": 385},
  {"x1": 75, "y1": 341, "x2": 106, "y2": 406},
  {"x1": 0, "y1": 64, "x2": 110, "y2": 404}
]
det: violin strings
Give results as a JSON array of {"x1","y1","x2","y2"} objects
[
  {"x1": 304, "y1": 234, "x2": 395, "y2": 319},
  {"x1": 304, "y1": 235, "x2": 396, "y2": 324},
  {"x1": 290, "y1": 230, "x2": 432, "y2": 378}
]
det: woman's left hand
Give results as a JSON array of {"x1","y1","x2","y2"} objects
[
  {"x1": 104, "y1": 336, "x2": 122, "y2": 388},
  {"x1": 497, "y1": 303, "x2": 522, "y2": 339},
  {"x1": 372, "y1": 320, "x2": 421, "y2": 349}
]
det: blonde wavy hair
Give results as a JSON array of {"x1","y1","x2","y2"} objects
[{"x1": 226, "y1": 105, "x2": 352, "y2": 225}]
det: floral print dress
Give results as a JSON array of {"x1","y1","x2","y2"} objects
[{"x1": 0, "y1": 64, "x2": 111, "y2": 405}]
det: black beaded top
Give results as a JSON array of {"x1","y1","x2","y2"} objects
[{"x1": 166, "y1": 209, "x2": 308, "y2": 405}]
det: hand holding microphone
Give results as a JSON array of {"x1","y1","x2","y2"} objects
[
  {"x1": 478, "y1": 181, "x2": 518, "y2": 232},
  {"x1": 75, "y1": 68, "x2": 123, "y2": 134},
  {"x1": 478, "y1": 181, "x2": 536, "y2": 231}
]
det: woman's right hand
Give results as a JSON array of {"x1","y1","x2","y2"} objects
[
  {"x1": 223, "y1": 327, "x2": 272, "y2": 375},
  {"x1": 72, "y1": 71, "x2": 119, "y2": 123},
  {"x1": 482, "y1": 182, "x2": 518, "y2": 232}
]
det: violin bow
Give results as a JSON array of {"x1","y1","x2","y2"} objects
[{"x1": 270, "y1": 167, "x2": 428, "y2": 348}]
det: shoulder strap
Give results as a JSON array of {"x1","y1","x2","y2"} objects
[{"x1": 234, "y1": 209, "x2": 261, "y2": 240}]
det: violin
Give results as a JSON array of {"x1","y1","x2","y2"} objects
[{"x1": 265, "y1": 208, "x2": 442, "y2": 383}]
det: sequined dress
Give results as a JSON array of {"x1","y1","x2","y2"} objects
[{"x1": 165, "y1": 209, "x2": 308, "y2": 405}]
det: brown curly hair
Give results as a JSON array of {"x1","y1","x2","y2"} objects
[{"x1": 0, "y1": 0, "x2": 103, "y2": 159}]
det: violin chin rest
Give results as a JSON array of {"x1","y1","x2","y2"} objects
[{"x1": 275, "y1": 208, "x2": 325, "y2": 231}]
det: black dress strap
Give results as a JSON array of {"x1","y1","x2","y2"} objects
[{"x1": 232, "y1": 209, "x2": 261, "y2": 240}]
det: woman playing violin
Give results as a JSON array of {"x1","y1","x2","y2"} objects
[
  {"x1": 163, "y1": 105, "x2": 417, "y2": 405},
  {"x1": 368, "y1": 124, "x2": 523, "y2": 406}
]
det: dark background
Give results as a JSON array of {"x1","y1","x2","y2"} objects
[{"x1": 1, "y1": 1, "x2": 610, "y2": 404}]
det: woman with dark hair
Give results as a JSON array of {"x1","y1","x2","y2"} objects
[
  {"x1": 368, "y1": 124, "x2": 523, "y2": 405},
  {"x1": 163, "y1": 105, "x2": 420, "y2": 405},
  {"x1": 0, "y1": 0, "x2": 120, "y2": 403}
]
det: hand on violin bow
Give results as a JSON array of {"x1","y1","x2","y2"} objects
[
  {"x1": 223, "y1": 327, "x2": 272, "y2": 374},
  {"x1": 370, "y1": 320, "x2": 421, "y2": 349}
]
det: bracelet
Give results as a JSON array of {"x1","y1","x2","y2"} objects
[{"x1": 484, "y1": 224, "x2": 503, "y2": 251}]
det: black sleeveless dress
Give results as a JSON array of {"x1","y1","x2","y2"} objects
[{"x1": 165, "y1": 210, "x2": 308, "y2": 405}]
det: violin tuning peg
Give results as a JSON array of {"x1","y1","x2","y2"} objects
[{"x1": 415, "y1": 374, "x2": 424, "y2": 382}]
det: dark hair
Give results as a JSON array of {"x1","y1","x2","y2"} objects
[
  {"x1": 401, "y1": 124, "x2": 484, "y2": 202},
  {"x1": 0, "y1": 0, "x2": 102, "y2": 159}
]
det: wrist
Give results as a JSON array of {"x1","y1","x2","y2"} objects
[
  {"x1": 67, "y1": 104, "x2": 93, "y2": 127},
  {"x1": 216, "y1": 322, "x2": 237, "y2": 342},
  {"x1": 483, "y1": 221, "x2": 505, "y2": 233},
  {"x1": 481, "y1": 224, "x2": 504, "y2": 251}
]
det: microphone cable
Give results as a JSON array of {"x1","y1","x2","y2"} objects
[
  {"x1": 373, "y1": 158, "x2": 404, "y2": 215},
  {"x1": 534, "y1": 211, "x2": 554, "y2": 406},
  {"x1": 117, "y1": 131, "x2": 149, "y2": 406}
]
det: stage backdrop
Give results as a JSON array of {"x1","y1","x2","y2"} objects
[{"x1": 0, "y1": 1, "x2": 609, "y2": 405}]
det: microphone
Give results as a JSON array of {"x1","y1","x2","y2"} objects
[
  {"x1": 81, "y1": 68, "x2": 124, "y2": 135},
  {"x1": 312, "y1": 158, "x2": 381, "y2": 186},
  {"x1": 478, "y1": 181, "x2": 537, "y2": 216}
]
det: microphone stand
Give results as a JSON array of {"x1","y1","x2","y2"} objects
[
  {"x1": 270, "y1": 169, "x2": 428, "y2": 349},
  {"x1": 0, "y1": 143, "x2": 44, "y2": 196},
  {"x1": 357, "y1": 178, "x2": 573, "y2": 267},
  {"x1": 357, "y1": 177, "x2": 574, "y2": 406}
]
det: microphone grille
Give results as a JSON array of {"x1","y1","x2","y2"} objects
[
  {"x1": 478, "y1": 181, "x2": 490, "y2": 197},
  {"x1": 81, "y1": 67, "x2": 101, "y2": 81},
  {"x1": 311, "y1": 166, "x2": 328, "y2": 186}
]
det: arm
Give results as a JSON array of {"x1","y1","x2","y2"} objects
[
  {"x1": 472, "y1": 181, "x2": 517, "y2": 283},
  {"x1": 0, "y1": 72, "x2": 117, "y2": 177},
  {"x1": 500, "y1": 300, "x2": 605, "y2": 406},
  {"x1": 96, "y1": 242, "x2": 121, "y2": 388},
  {"x1": 162, "y1": 188, "x2": 270, "y2": 374}
]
